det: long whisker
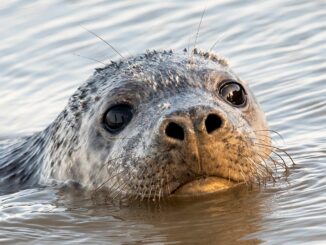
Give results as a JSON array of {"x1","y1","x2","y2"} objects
[
  {"x1": 237, "y1": 164, "x2": 249, "y2": 184},
  {"x1": 255, "y1": 142, "x2": 295, "y2": 166},
  {"x1": 243, "y1": 134, "x2": 290, "y2": 172},
  {"x1": 258, "y1": 150, "x2": 284, "y2": 171},
  {"x1": 209, "y1": 33, "x2": 225, "y2": 51},
  {"x1": 94, "y1": 168, "x2": 127, "y2": 193},
  {"x1": 80, "y1": 25, "x2": 124, "y2": 59},
  {"x1": 256, "y1": 153, "x2": 276, "y2": 182},
  {"x1": 243, "y1": 156, "x2": 264, "y2": 183},
  {"x1": 111, "y1": 181, "x2": 129, "y2": 201},
  {"x1": 73, "y1": 53, "x2": 108, "y2": 66},
  {"x1": 147, "y1": 175, "x2": 155, "y2": 202},
  {"x1": 254, "y1": 129, "x2": 285, "y2": 142},
  {"x1": 193, "y1": 7, "x2": 206, "y2": 51}
]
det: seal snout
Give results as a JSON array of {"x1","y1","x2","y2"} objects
[{"x1": 159, "y1": 108, "x2": 226, "y2": 176}]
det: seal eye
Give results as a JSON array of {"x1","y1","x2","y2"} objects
[
  {"x1": 219, "y1": 81, "x2": 247, "y2": 107},
  {"x1": 104, "y1": 104, "x2": 133, "y2": 133}
]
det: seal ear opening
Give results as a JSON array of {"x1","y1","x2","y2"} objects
[{"x1": 165, "y1": 122, "x2": 185, "y2": 141}]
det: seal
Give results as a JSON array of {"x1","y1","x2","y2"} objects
[{"x1": 0, "y1": 48, "x2": 277, "y2": 198}]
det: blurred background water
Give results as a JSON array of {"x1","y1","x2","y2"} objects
[{"x1": 0, "y1": 0, "x2": 325, "y2": 244}]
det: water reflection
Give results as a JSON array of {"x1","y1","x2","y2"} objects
[{"x1": 55, "y1": 186, "x2": 267, "y2": 244}]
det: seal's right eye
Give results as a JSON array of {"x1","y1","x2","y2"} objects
[{"x1": 104, "y1": 104, "x2": 133, "y2": 133}]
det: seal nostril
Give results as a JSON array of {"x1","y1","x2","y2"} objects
[
  {"x1": 165, "y1": 122, "x2": 185, "y2": 141},
  {"x1": 205, "y1": 114, "x2": 223, "y2": 134}
]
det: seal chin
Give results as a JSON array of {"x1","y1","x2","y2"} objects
[{"x1": 172, "y1": 176, "x2": 240, "y2": 196}]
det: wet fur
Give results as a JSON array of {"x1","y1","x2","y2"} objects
[{"x1": 0, "y1": 49, "x2": 291, "y2": 198}]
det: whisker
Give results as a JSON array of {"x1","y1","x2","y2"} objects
[
  {"x1": 193, "y1": 7, "x2": 206, "y2": 52},
  {"x1": 94, "y1": 153, "x2": 133, "y2": 183},
  {"x1": 237, "y1": 164, "x2": 249, "y2": 184},
  {"x1": 255, "y1": 142, "x2": 295, "y2": 166},
  {"x1": 260, "y1": 150, "x2": 288, "y2": 171},
  {"x1": 80, "y1": 25, "x2": 124, "y2": 59},
  {"x1": 242, "y1": 133, "x2": 293, "y2": 170},
  {"x1": 73, "y1": 53, "x2": 108, "y2": 66},
  {"x1": 256, "y1": 154, "x2": 276, "y2": 182},
  {"x1": 243, "y1": 156, "x2": 262, "y2": 180},
  {"x1": 94, "y1": 168, "x2": 127, "y2": 193},
  {"x1": 147, "y1": 176, "x2": 155, "y2": 202},
  {"x1": 254, "y1": 129, "x2": 285, "y2": 142},
  {"x1": 241, "y1": 157, "x2": 256, "y2": 181},
  {"x1": 209, "y1": 33, "x2": 226, "y2": 51},
  {"x1": 111, "y1": 182, "x2": 129, "y2": 201}
]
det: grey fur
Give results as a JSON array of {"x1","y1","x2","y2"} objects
[{"x1": 0, "y1": 49, "x2": 273, "y2": 198}]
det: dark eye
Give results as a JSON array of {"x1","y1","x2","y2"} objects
[
  {"x1": 219, "y1": 81, "x2": 247, "y2": 107},
  {"x1": 104, "y1": 104, "x2": 133, "y2": 133}
]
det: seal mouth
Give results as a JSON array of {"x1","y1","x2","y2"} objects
[{"x1": 171, "y1": 176, "x2": 240, "y2": 196}]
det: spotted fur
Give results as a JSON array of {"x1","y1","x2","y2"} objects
[{"x1": 0, "y1": 49, "x2": 281, "y2": 198}]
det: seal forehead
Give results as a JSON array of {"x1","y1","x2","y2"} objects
[
  {"x1": 128, "y1": 49, "x2": 231, "y2": 82},
  {"x1": 94, "y1": 50, "x2": 236, "y2": 100}
]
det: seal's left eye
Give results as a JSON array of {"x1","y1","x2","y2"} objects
[
  {"x1": 219, "y1": 81, "x2": 247, "y2": 107},
  {"x1": 104, "y1": 104, "x2": 133, "y2": 133}
]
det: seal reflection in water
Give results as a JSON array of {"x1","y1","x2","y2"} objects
[{"x1": 0, "y1": 49, "x2": 287, "y2": 199}]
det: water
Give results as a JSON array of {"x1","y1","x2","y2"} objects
[{"x1": 0, "y1": 0, "x2": 325, "y2": 244}]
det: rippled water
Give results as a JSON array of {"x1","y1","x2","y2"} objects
[{"x1": 0, "y1": 0, "x2": 325, "y2": 244}]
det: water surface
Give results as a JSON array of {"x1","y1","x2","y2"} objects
[{"x1": 0, "y1": 0, "x2": 325, "y2": 244}]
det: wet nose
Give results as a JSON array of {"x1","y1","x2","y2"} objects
[{"x1": 164, "y1": 112, "x2": 223, "y2": 141}]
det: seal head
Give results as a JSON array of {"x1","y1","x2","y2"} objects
[{"x1": 37, "y1": 49, "x2": 272, "y2": 198}]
